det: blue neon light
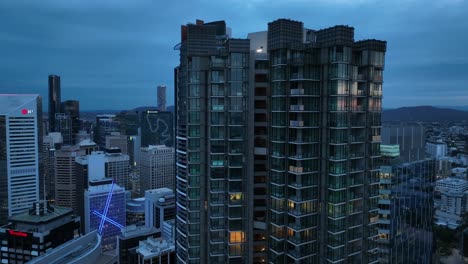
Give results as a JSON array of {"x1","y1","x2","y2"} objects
[
  {"x1": 92, "y1": 210, "x2": 124, "y2": 229},
  {"x1": 91, "y1": 180, "x2": 126, "y2": 235}
]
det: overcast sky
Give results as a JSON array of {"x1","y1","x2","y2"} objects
[{"x1": 1, "y1": 0, "x2": 467, "y2": 110}]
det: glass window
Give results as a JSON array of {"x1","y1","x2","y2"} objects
[{"x1": 189, "y1": 84, "x2": 200, "y2": 96}]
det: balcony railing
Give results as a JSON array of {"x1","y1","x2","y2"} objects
[
  {"x1": 290, "y1": 89, "x2": 305, "y2": 95},
  {"x1": 290, "y1": 105, "x2": 305, "y2": 111}
]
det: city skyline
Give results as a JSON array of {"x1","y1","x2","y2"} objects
[{"x1": 1, "y1": 0, "x2": 467, "y2": 109}]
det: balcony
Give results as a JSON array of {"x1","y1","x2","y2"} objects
[
  {"x1": 356, "y1": 74, "x2": 367, "y2": 81},
  {"x1": 212, "y1": 105, "x2": 225, "y2": 111},
  {"x1": 211, "y1": 160, "x2": 225, "y2": 167},
  {"x1": 289, "y1": 166, "x2": 304, "y2": 173},
  {"x1": 290, "y1": 89, "x2": 305, "y2": 96},
  {"x1": 290, "y1": 105, "x2": 305, "y2": 112},
  {"x1": 290, "y1": 120, "x2": 304, "y2": 127},
  {"x1": 371, "y1": 135, "x2": 381, "y2": 142},
  {"x1": 373, "y1": 76, "x2": 383, "y2": 82}
]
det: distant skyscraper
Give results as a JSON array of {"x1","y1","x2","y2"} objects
[
  {"x1": 94, "y1": 114, "x2": 120, "y2": 149},
  {"x1": 48, "y1": 75, "x2": 61, "y2": 132},
  {"x1": 378, "y1": 147, "x2": 435, "y2": 263},
  {"x1": 139, "y1": 145, "x2": 175, "y2": 193},
  {"x1": 157, "y1": 85, "x2": 167, "y2": 111},
  {"x1": 43, "y1": 132, "x2": 63, "y2": 202},
  {"x1": 140, "y1": 110, "x2": 174, "y2": 147},
  {"x1": 61, "y1": 100, "x2": 80, "y2": 144},
  {"x1": 55, "y1": 113, "x2": 72, "y2": 145},
  {"x1": 0, "y1": 94, "x2": 42, "y2": 225},
  {"x1": 382, "y1": 123, "x2": 426, "y2": 162},
  {"x1": 54, "y1": 145, "x2": 85, "y2": 213}
]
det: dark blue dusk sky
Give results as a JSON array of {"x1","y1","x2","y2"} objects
[{"x1": 1, "y1": 0, "x2": 467, "y2": 110}]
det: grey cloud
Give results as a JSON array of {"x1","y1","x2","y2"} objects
[{"x1": 0, "y1": 0, "x2": 467, "y2": 109}]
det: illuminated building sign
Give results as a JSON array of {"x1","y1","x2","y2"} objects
[
  {"x1": 8, "y1": 230, "x2": 28, "y2": 237},
  {"x1": 21, "y1": 109, "x2": 34, "y2": 115}
]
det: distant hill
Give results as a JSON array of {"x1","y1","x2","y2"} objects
[
  {"x1": 435, "y1": 105, "x2": 468, "y2": 111},
  {"x1": 383, "y1": 106, "x2": 468, "y2": 122}
]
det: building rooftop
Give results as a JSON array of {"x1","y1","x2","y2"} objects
[
  {"x1": 8, "y1": 204, "x2": 73, "y2": 225},
  {"x1": 0, "y1": 94, "x2": 39, "y2": 115},
  {"x1": 119, "y1": 225, "x2": 158, "y2": 239},
  {"x1": 136, "y1": 236, "x2": 175, "y2": 258},
  {"x1": 78, "y1": 139, "x2": 97, "y2": 147}
]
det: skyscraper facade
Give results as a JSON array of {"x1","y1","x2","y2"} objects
[
  {"x1": 175, "y1": 20, "x2": 251, "y2": 263},
  {"x1": 94, "y1": 114, "x2": 121, "y2": 149},
  {"x1": 43, "y1": 132, "x2": 63, "y2": 202},
  {"x1": 158, "y1": 85, "x2": 167, "y2": 111},
  {"x1": 54, "y1": 145, "x2": 85, "y2": 213},
  {"x1": 381, "y1": 123, "x2": 426, "y2": 162},
  {"x1": 61, "y1": 100, "x2": 80, "y2": 144},
  {"x1": 378, "y1": 147, "x2": 435, "y2": 263},
  {"x1": 266, "y1": 19, "x2": 385, "y2": 263},
  {"x1": 140, "y1": 145, "x2": 175, "y2": 193},
  {"x1": 140, "y1": 110, "x2": 174, "y2": 147},
  {"x1": 48, "y1": 75, "x2": 61, "y2": 132},
  {"x1": 175, "y1": 19, "x2": 386, "y2": 263},
  {"x1": 84, "y1": 180, "x2": 126, "y2": 251},
  {"x1": 0, "y1": 94, "x2": 42, "y2": 225}
]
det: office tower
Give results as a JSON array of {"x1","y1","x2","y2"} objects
[
  {"x1": 247, "y1": 31, "x2": 269, "y2": 263},
  {"x1": 55, "y1": 112, "x2": 73, "y2": 145},
  {"x1": 126, "y1": 197, "x2": 146, "y2": 226},
  {"x1": 106, "y1": 132, "x2": 129, "y2": 154},
  {"x1": 175, "y1": 20, "x2": 251, "y2": 263},
  {"x1": 84, "y1": 179, "x2": 126, "y2": 251},
  {"x1": 158, "y1": 85, "x2": 167, "y2": 111},
  {"x1": 95, "y1": 114, "x2": 121, "y2": 149},
  {"x1": 378, "y1": 148, "x2": 435, "y2": 263},
  {"x1": 43, "y1": 132, "x2": 63, "y2": 201},
  {"x1": 118, "y1": 225, "x2": 159, "y2": 264},
  {"x1": 133, "y1": 188, "x2": 176, "y2": 264},
  {"x1": 426, "y1": 140, "x2": 447, "y2": 159},
  {"x1": 87, "y1": 149, "x2": 130, "y2": 191},
  {"x1": 0, "y1": 201, "x2": 80, "y2": 263},
  {"x1": 117, "y1": 188, "x2": 176, "y2": 264},
  {"x1": 76, "y1": 130, "x2": 91, "y2": 142},
  {"x1": 127, "y1": 135, "x2": 140, "y2": 167},
  {"x1": 61, "y1": 100, "x2": 80, "y2": 144},
  {"x1": 141, "y1": 109, "x2": 174, "y2": 147},
  {"x1": 0, "y1": 94, "x2": 42, "y2": 225},
  {"x1": 381, "y1": 123, "x2": 426, "y2": 162},
  {"x1": 54, "y1": 145, "x2": 85, "y2": 212},
  {"x1": 434, "y1": 177, "x2": 468, "y2": 229},
  {"x1": 48, "y1": 75, "x2": 61, "y2": 132},
  {"x1": 76, "y1": 150, "x2": 129, "y2": 232},
  {"x1": 140, "y1": 145, "x2": 175, "y2": 192},
  {"x1": 144, "y1": 188, "x2": 176, "y2": 228},
  {"x1": 264, "y1": 19, "x2": 385, "y2": 263},
  {"x1": 78, "y1": 138, "x2": 98, "y2": 155}
]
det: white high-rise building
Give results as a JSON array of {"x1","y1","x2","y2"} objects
[
  {"x1": 0, "y1": 94, "x2": 42, "y2": 225},
  {"x1": 139, "y1": 145, "x2": 174, "y2": 193},
  {"x1": 88, "y1": 150, "x2": 130, "y2": 190},
  {"x1": 426, "y1": 140, "x2": 447, "y2": 159},
  {"x1": 435, "y1": 177, "x2": 468, "y2": 229}
]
